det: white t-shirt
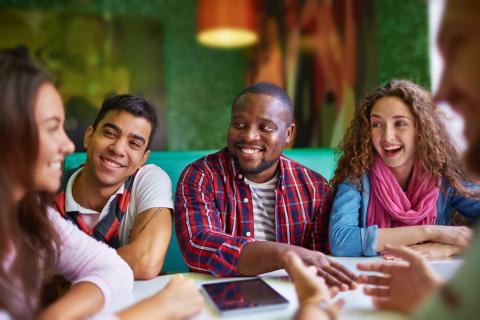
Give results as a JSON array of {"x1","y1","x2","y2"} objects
[
  {"x1": 64, "y1": 164, "x2": 174, "y2": 245},
  {"x1": 244, "y1": 176, "x2": 277, "y2": 241}
]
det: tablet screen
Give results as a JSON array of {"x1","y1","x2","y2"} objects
[{"x1": 202, "y1": 278, "x2": 289, "y2": 314}]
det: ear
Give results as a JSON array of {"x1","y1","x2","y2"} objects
[
  {"x1": 141, "y1": 149, "x2": 151, "y2": 166},
  {"x1": 83, "y1": 126, "x2": 94, "y2": 150},
  {"x1": 285, "y1": 122, "x2": 295, "y2": 144}
]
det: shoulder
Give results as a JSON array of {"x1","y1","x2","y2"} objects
[
  {"x1": 138, "y1": 164, "x2": 170, "y2": 180},
  {"x1": 183, "y1": 149, "x2": 229, "y2": 175},
  {"x1": 280, "y1": 155, "x2": 328, "y2": 184}
]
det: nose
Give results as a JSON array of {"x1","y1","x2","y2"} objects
[
  {"x1": 61, "y1": 130, "x2": 75, "y2": 155},
  {"x1": 383, "y1": 123, "x2": 396, "y2": 142},
  {"x1": 240, "y1": 126, "x2": 260, "y2": 141},
  {"x1": 434, "y1": 68, "x2": 449, "y2": 103},
  {"x1": 108, "y1": 138, "x2": 127, "y2": 156}
]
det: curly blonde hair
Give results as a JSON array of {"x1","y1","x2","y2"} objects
[{"x1": 331, "y1": 79, "x2": 477, "y2": 198}]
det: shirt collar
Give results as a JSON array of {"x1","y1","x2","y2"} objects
[{"x1": 65, "y1": 167, "x2": 125, "y2": 215}]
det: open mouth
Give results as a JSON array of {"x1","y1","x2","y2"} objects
[
  {"x1": 383, "y1": 145, "x2": 403, "y2": 155},
  {"x1": 48, "y1": 160, "x2": 62, "y2": 170},
  {"x1": 101, "y1": 156, "x2": 124, "y2": 169},
  {"x1": 236, "y1": 144, "x2": 265, "y2": 155}
]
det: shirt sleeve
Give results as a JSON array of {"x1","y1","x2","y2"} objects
[
  {"x1": 329, "y1": 182, "x2": 378, "y2": 256},
  {"x1": 448, "y1": 181, "x2": 480, "y2": 223},
  {"x1": 133, "y1": 164, "x2": 174, "y2": 213},
  {"x1": 175, "y1": 163, "x2": 254, "y2": 276},
  {"x1": 49, "y1": 207, "x2": 134, "y2": 309},
  {"x1": 309, "y1": 177, "x2": 332, "y2": 253}
]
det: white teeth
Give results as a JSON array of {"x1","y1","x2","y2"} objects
[
  {"x1": 49, "y1": 161, "x2": 61, "y2": 169},
  {"x1": 384, "y1": 145, "x2": 402, "y2": 151},
  {"x1": 103, "y1": 159, "x2": 122, "y2": 168},
  {"x1": 240, "y1": 148, "x2": 260, "y2": 154}
]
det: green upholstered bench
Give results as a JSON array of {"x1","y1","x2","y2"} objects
[{"x1": 64, "y1": 148, "x2": 337, "y2": 273}]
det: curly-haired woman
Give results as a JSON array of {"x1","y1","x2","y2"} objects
[{"x1": 329, "y1": 79, "x2": 480, "y2": 259}]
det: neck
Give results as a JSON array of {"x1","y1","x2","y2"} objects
[
  {"x1": 245, "y1": 162, "x2": 279, "y2": 184},
  {"x1": 72, "y1": 167, "x2": 122, "y2": 212},
  {"x1": 389, "y1": 161, "x2": 414, "y2": 191}
]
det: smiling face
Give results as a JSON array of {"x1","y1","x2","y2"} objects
[
  {"x1": 370, "y1": 96, "x2": 417, "y2": 175},
  {"x1": 34, "y1": 83, "x2": 75, "y2": 192},
  {"x1": 227, "y1": 93, "x2": 294, "y2": 183},
  {"x1": 83, "y1": 109, "x2": 151, "y2": 189},
  {"x1": 436, "y1": 0, "x2": 480, "y2": 174}
]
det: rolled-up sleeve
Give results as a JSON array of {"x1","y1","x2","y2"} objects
[
  {"x1": 175, "y1": 164, "x2": 254, "y2": 276},
  {"x1": 49, "y1": 208, "x2": 133, "y2": 308},
  {"x1": 329, "y1": 182, "x2": 378, "y2": 256}
]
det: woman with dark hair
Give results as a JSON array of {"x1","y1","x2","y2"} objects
[
  {"x1": 328, "y1": 79, "x2": 480, "y2": 259},
  {"x1": 0, "y1": 50, "x2": 203, "y2": 319}
]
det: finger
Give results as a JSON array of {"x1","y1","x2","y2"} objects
[
  {"x1": 372, "y1": 297, "x2": 395, "y2": 310},
  {"x1": 357, "y1": 274, "x2": 390, "y2": 286},
  {"x1": 317, "y1": 269, "x2": 347, "y2": 291},
  {"x1": 329, "y1": 286, "x2": 339, "y2": 298},
  {"x1": 335, "y1": 298, "x2": 345, "y2": 309},
  {"x1": 329, "y1": 260, "x2": 358, "y2": 282},
  {"x1": 384, "y1": 245, "x2": 423, "y2": 264},
  {"x1": 323, "y1": 264, "x2": 357, "y2": 290},
  {"x1": 356, "y1": 262, "x2": 394, "y2": 275},
  {"x1": 284, "y1": 251, "x2": 307, "y2": 281},
  {"x1": 363, "y1": 286, "x2": 390, "y2": 297}
]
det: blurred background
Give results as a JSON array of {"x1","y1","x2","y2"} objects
[{"x1": 0, "y1": 0, "x2": 438, "y2": 152}]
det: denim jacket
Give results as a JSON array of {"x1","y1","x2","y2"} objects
[{"x1": 329, "y1": 172, "x2": 480, "y2": 256}]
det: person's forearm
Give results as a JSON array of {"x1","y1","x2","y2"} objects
[
  {"x1": 117, "y1": 245, "x2": 163, "y2": 280},
  {"x1": 238, "y1": 241, "x2": 287, "y2": 275},
  {"x1": 377, "y1": 226, "x2": 430, "y2": 252},
  {"x1": 37, "y1": 282, "x2": 104, "y2": 320},
  {"x1": 295, "y1": 304, "x2": 332, "y2": 320}
]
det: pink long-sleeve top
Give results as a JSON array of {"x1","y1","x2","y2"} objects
[{"x1": 0, "y1": 207, "x2": 133, "y2": 319}]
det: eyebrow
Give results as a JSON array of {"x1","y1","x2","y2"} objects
[
  {"x1": 41, "y1": 116, "x2": 61, "y2": 124},
  {"x1": 370, "y1": 114, "x2": 411, "y2": 120},
  {"x1": 102, "y1": 122, "x2": 146, "y2": 145}
]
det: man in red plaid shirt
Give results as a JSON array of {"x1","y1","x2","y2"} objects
[{"x1": 175, "y1": 83, "x2": 356, "y2": 289}]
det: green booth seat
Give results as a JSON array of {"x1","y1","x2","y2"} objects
[{"x1": 64, "y1": 148, "x2": 338, "y2": 273}]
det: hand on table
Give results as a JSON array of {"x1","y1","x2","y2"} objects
[
  {"x1": 357, "y1": 245, "x2": 443, "y2": 314},
  {"x1": 284, "y1": 251, "x2": 344, "y2": 320},
  {"x1": 428, "y1": 225, "x2": 473, "y2": 249},
  {"x1": 407, "y1": 242, "x2": 462, "y2": 260},
  {"x1": 287, "y1": 246, "x2": 357, "y2": 291},
  {"x1": 117, "y1": 274, "x2": 204, "y2": 320}
]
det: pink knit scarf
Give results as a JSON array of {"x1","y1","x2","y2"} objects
[{"x1": 366, "y1": 155, "x2": 440, "y2": 228}]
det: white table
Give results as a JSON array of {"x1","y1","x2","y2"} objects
[{"x1": 108, "y1": 257, "x2": 462, "y2": 319}]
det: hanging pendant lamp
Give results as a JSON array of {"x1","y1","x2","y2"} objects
[{"x1": 197, "y1": 0, "x2": 259, "y2": 48}]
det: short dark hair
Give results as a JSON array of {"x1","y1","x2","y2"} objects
[
  {"x1": 232, "y1": 82, "x2": 294, "y2": 123},
  {"x1": 93, "y1": 94, "x2": 158, "y2": 150}
]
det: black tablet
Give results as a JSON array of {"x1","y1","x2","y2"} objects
[{"x1": 202, "y1": 278, "x2": 289, "y2": 316}]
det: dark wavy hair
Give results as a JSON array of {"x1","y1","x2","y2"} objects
[
  {"x1": 0, "y1": 49, "x2": 61, "y2": 318},
  {"x1": 331, "y1": 79, "x2": 478, "y2": 198}
]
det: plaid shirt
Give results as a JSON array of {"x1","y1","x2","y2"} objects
[{"x1": 175, "y1": 148, "x2": 332, "y2": 276}]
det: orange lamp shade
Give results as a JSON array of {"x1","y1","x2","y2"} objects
[{"x1": 197, "y1": 0, "x2": 259, "y2": 48}]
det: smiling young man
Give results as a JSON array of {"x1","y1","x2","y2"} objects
[
  {"x1": 175, "y1": 83, "x2": 357, "y2": 289},
  {"x1": 55, "y1": 94, "x2": 174, "y2": 280}
]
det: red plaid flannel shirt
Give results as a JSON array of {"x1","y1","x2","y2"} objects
[{"x1": 175, "y1": 149, "x2": 332, "y2": 276}]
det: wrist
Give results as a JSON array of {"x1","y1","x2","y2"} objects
[
  {"x1": 300, "y1": 296, "x2": 337, "y2": 320},
  {"x1": 423, "y1": 225, "x2": 436, "y2": 242}
]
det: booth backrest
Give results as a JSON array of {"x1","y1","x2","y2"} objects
[{"x1": 64, "y1": 148, "x2": 338, "y2": 273}]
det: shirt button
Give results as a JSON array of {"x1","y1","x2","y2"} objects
[
  {"x1": 246, "y1": 231, "x2": 251, "y2": 236},
  {"x1": 243, "y1": 198, "x2": 249, "y2": 203},
  {"x1": 238, "y1": 174, "x2": 243, "y2": 179}
]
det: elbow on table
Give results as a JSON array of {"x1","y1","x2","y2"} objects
[
  {"x1": 133, "y1": 257, "x2": 165, "y2": 280},
  {"x1": 329, "y1": 227, "x2": 357, "y2": 257}
]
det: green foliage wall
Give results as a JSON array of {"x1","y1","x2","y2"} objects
[{"x1": 376, "y1": 0, "x2": 430, "y2": 89}]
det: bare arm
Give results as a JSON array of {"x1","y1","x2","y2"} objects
[
  {"x1": 377, "y1": 225, "x2": 473, "y2": 253},
  {"x1": 117, "y1": 207, "x2": 172, "y2": 280},
  {"x1": 238, "y1": 241, "x2": 357, "y2": 290},
  {"x1": 37, "y1": 282, "x2": 104, "y2": 320},
  {"x1": 376, "y1": 226, "x2": 429, "y2": 252}
]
